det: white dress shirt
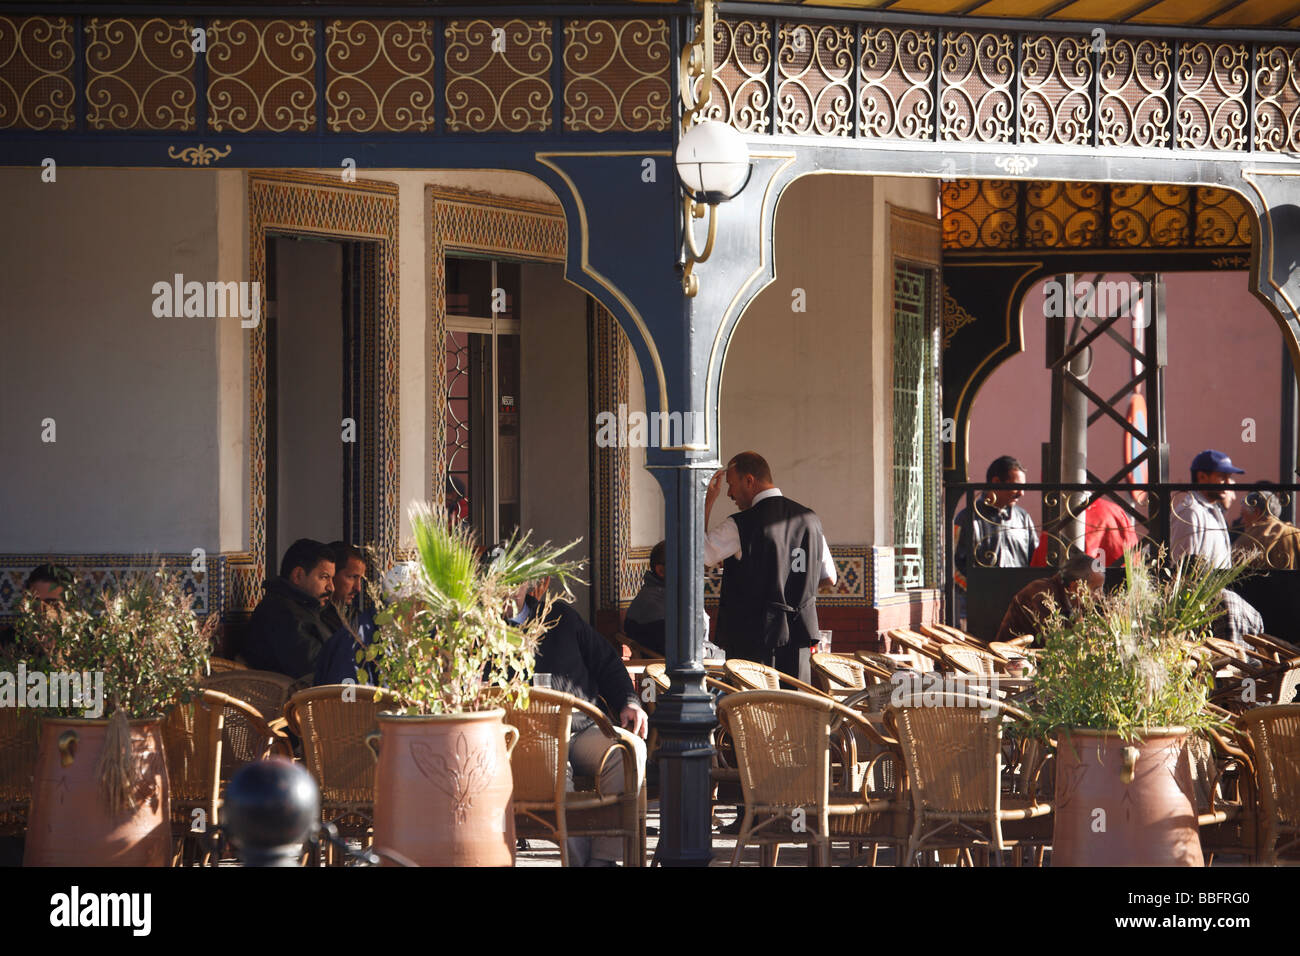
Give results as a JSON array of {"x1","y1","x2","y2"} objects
[{"x1": 703, "y1": 487, "x2": 837, "y2": 585}]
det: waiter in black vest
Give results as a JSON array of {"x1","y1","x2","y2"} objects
[{"x1": 703, "y1": 451, "x2": 837, "y2": 683}]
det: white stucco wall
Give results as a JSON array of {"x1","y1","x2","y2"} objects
[
  {"x1": 710, "y1": 173, "x2": 938, "y2": 549},
  {"x1": 0, "y1": 168, "x2": 230, "y2": 553}
]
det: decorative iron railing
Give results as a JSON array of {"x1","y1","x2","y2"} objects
[
  {"x1": 945, "y1": 480, "x2": 1300, "y2": 644},
  {"x1": 704, "y1": 13, "x2": 1300, "y2": 155}
]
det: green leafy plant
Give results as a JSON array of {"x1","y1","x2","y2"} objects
[
  {"x1": 10, "y1": 563, "x2": 214, "y2": 719},
  {"x1": 1025, "y1": 548, "x2": 1253, "y2": 742},
  {"x1": 370, "y1": 502, "x2": 586, "y2": 715}
]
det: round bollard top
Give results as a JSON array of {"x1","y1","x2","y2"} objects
[{"x1": 224, "y1": 757, "x2": 321, "y2": 850}]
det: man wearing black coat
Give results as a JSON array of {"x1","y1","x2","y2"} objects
[
  {"x1": 243, "y1": 539, "x2": 339, "y2": 680},
  {"x1": 510, "y1": 578, "x2": 647, "y2": 866}
]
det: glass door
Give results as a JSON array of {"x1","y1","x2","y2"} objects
[{"x1": 444, "y1": 257, "x2": 521, "y2": 546}]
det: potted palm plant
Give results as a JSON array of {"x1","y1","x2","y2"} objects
[
  {"x1": 1025, "y1": 549, "x2": 1249, "y2": 866},
  {"x1": 364, "y1": 502, "x2": 583, "y2": 866},
  {"x1": 15, "y1": 565, "x2": 213, "y2": 866}
]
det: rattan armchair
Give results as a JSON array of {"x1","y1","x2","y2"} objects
[
  {"x1": 0, "y1": 707, "x2": 37, "y2": 839},
  {"x1": 886, "y1": 690, "x2": 1052, "y2": 866},
  {"x1": 885, "y1": 629, "x2": 944, "y2": 671},
  {"x1": 724, "y1": 658, "x2": 827, "y2": 696},
  {"x1": 1187, "y1": 722, "x2": 1258, "y2": 864},
  {"x1": 201, "y1": 669, "x2": 298, "y2": 723},
  {"x1": 718, "y1": 689, "x2": 904, "y2": 866},
  {"x1": 207, "y1": 656, "x2": 245, "y2": 673},
  {"x1": 162, "y1": 690, "x2": 227, "y2": 866},
  {"x1": 284, "y1": 684, "x2": 402, "y2": 865},
  {"x1": 503, "y1": 688, "x2": 645, "y2": 866},
  {"x1": 811, "y1": 652, "x2": 883, "y2": 698},
  {"x1": 1238, "y1": 704, "x2": 1300, "y2": 865}
]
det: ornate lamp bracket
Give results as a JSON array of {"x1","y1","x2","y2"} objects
[{"x1": 680, "y1": 0, "x2": 718, "y2": 298}]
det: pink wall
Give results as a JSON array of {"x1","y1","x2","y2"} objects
[{"x1": 965, "y1": 271, "x2": 1286, "y2": 524}]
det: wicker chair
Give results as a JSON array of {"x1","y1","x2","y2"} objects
[
  {"x1": 811, "y1": 652, "x2": 881, "y2": 698},
  {"x1": 284, "y1": 684, "x2": 401, "y2": 865},
  {"x1": 1187, "y1": 723, "x2": 1258, "y2": 864},
  {"x1": 718, "y1": 689, "x2": 903, "y2": 866},
  {"x1": 1279, "y1": 667, "x2": 1300, "y2": 705},
  {"x1": 885, "y1": 629, "x2": 944, "y2": 671},
  {"x1": 886, "y1": 690, "x2": 1052, "y2": 866},
  {"x1": 724, "y1": 658, "x2": 827, "y2": 697},
  {"x1": 503, "y1": 688, "x2": 645, "y2": 866},
  {"x1": 201, "y1": 669, "x2": 298, "y2": 723},
  {"x1": 207, "y1": 657, "x2": 245, "y2": 673},
  {"x1": 1238, "y1": 704, "x2": 1300, "y2": 865},
  {"x1": 939, "y1": 644, "x2": 1010, "y2": 677},
  {"x1": 0, "y1": 707, "x2": 38, "y2": 839},
  {"x1": 162, "y1": 690, "x2": 227, "y2": 866}
]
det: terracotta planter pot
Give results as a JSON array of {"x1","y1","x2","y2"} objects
[
  {"x1": 24, "y1": 717, "x2": 172, "y2": 867},
  {"x1": 1052, "y1": 728, "x2": 1203, "y2": 867},
  {"x1": 367, "y1": 710, "x2": 519, "y2": 866}
]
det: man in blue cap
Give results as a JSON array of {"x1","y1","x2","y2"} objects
[{"x1": 1170, "y1": 449, "x2": 1244, "y2": 569}]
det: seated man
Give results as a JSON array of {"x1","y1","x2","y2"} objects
[
  {"x1": 1, "y1": 563, "x2": 71, "y2": 648},
  {"x1": 995, "y1": 554, "x2": 1104, "y2": 647},
  {"x1": 1233, "y1": 490, "x2": 1300, "y2": 570},
  {"x1": 623, "y1": 541, "x2": 666, "y2": 657},
  {"x1": 243, "y1": 539, "x2": 337, "y2": 680},
  {"x1": 315, "y1": 542, "x2": 378, "y2": 686},
  {"x1": 509, "y1": 575, "x2": 648, "y2": 867}
]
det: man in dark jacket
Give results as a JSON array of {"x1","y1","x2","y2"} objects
[
  {"x1": 243, "y1": 539, "x2": 338, "y2": 680},
  {"x1": 315, "y1": 542, "x2": 378, "y2": 686},
  {"x1": 704, "y1": 451, "x2": 837, "y2": 683},
  {"x1": 623, "y1": 540, "x2": 667, "y2": 656},
  {"x1": 511, "y1": 578, "x2": 647, "y2": 866}
]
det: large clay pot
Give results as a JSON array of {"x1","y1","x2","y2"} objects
[
  {"x1": 367, "y1": 710, "x2": 518, "y2": 866},
  {"x1": 1052, "y1": 728, "x2": 1202, "y2": 866},
  {"x1": 24, "y1": 717, "x2": 172, "y2": 866}
]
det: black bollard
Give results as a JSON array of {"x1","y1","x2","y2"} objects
[{"x1": 224, "y1": 757, "x2": 321, "y2": 867}]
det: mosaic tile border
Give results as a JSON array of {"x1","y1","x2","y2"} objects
[
  {"x1": 0, "y1": 553, "x2": 226, "y2": 622},
  {"x1": 246, "y1": 170, "x2": 400, "y2": 611}
]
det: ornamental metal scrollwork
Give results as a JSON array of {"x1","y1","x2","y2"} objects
[
  {"x1": 860, "y1": 27, "x2": 934, "y2": 141},
  {"x1": 1176, "y1": 41, "x2": 1248, "y2": 151},
  {"x1": 1098, "y1": 38, "x2": 1171, "y2": 149},
  {"x1": 445, "y1": 18, "x2": 552, "y2": 132},
  {"x1": 0, "y1": 15, "x2": 75, "y2": 130},
  {"x1": 325, "y1": 19, "x2": 435, "y2": 133},
  {"x1": 1254, "y1": 45, "x2": 1300, "y2": 153},
  {"x1": 941, "y1": 31, "x2": 1014, "y2": 143},
  {"x1": 1019, "y1": 34, "x2": 1093, "y2": 146},
  {"x1": 563, "y1": 19, "x2": 671, "y2": 133},
  {"x1": 207, "y1": 18, "x2": 317, "y2": 133},
  {"x1": 85, "y1": 17, "x2": 196, "y2": 131},
  {"x1": 776, "y1": 21, "x2": 853, "y2": 137},
  {"x1": 701, "y1": 18, "x2": 770, "y2": 133}
]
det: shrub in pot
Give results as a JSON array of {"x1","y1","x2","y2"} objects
[
  {"x1": 11, "y1": 565, "x2": 213, "y2": 866},
  {"x1": 1024, "y1": 549, "x2": 1249, "y2": 866},
  {"x1": 364, "y1": 502, "x2": 583, "y2": 866}
]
